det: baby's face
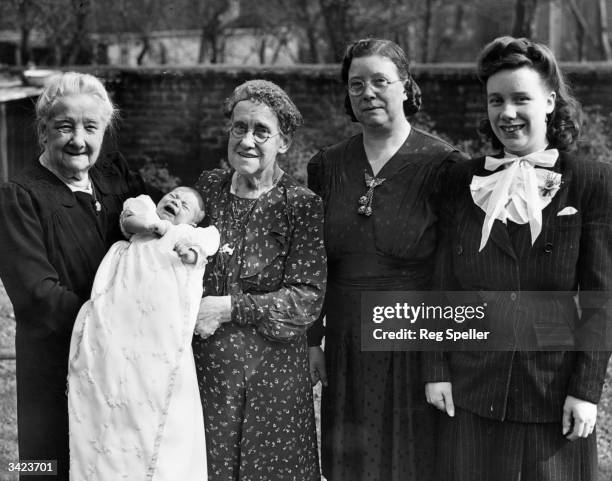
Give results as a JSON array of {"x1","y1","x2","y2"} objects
[{"x1": 156, "y1": 188, "x2": 203, "y2": 225}]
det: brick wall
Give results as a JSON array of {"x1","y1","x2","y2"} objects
[{"x1": 79, "y1": 63, "x2": 612, "y2": 185}]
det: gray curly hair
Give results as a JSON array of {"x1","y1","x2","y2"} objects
[
  {"x1": 35, "y1": 71, "x2": 117, "y2": 147},
  {"x1": 223, "y1": 79, "x2": 303, "y2": 138}
]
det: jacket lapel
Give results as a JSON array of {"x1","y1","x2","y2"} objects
[
  {"x1": 540, "y1": 153, "x2": 572, "y2": 226},
  {"x1": 468, "y1": 159, "x2": 518, "y2": 260},
  {"x1": 467, "y1": 202, "x2": 517, "y2": 260}
]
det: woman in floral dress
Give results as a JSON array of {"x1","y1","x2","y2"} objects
[{"x1": 192, "y1": 79, "x2": 327, "y2": 480}]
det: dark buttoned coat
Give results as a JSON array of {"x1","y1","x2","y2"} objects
[{"x1": 0, "y1": 154, "x2": 145, "y2": 479}]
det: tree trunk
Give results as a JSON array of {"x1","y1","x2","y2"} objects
[
  {"x1": 422, "y1": 0, "x2": 434, "y2": 63},
  {"x1": 575, "y1": 13, "x2": 585, "y2": 61},
  {"x1": 319, "y1": 0, "x2": 351, "y2": 62},
  {"x1": 432, "y1": 4, "x2": 463, "y2": 62},
  {"x1": 198, "y1": 27, "x2": 207, "y2": 63},
  {"x1": 259, "y1": 36, "x2": 267, "y2": 64},
  {"x1": 305, "y1": 27, "x2": 320, "y2": 63},
  {"x1": 568, "y1": 0, "x2": 599, "y2": 56},
  {"x1": 209, "y1": 33, "x2": 219, "y2": 63},
  {"x1": 512, "y1": 0, "x2": 539, "y2": 38},
  {"x1": 548, "y1": 0, "x2": 562, "y2": 55},
  {"x1": 65, "y1": 0, "x2": 92, "y2": 65},
  {"x1": 598, "y1": 0, "x2": 611, "y2": 60},
  {"x1": 17, "y1": 0, "x2": 33, "y2": 66},
  {"x1": 19, "y1": 26, "x2": 31, "y2": 66},
  {"x1": 136, "y1": 35, "x2": 151, "y2": 65},
  {"x1": 297, "y1": 2, "x2": 320, "y2": 63}
]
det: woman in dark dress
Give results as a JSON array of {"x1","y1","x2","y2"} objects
[
  {"x1": 191, "y1": 79, "x2": 326, "y2": 480},
  {"x1": 0, "y1": 72, "x2": 145, "y2": 479},
  {"x1": 307, "y1": 38, "x2": 466, "y2": 481},
  {"x1": 424, "y1": 36, "x2": 611, "y2": 481}
]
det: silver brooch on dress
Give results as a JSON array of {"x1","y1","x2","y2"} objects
[{"x1": 358, "y1": 171, "x2": 386, "y2": 216}]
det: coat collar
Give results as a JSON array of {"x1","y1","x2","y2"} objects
[{"x1": 13, "y1": 153, "x2": 129, "y2": 208}]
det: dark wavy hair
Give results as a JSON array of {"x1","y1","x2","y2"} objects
[
  {"x1": 477, "y1": 36, "x2": 581, "y2": 151},
  {"x1": 223, "y1": 79, "x2": 303, "y2": 138},
  {"x1": 341, "y1": 38, "x2": 421, "y2": 122}
]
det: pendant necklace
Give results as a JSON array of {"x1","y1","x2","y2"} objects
[
  {"x1": 358, "y1": 170, "x2": 386, "y2": 216},
  {"x1": 90, "y1": 180, "x2": 102, "y2": 214}
]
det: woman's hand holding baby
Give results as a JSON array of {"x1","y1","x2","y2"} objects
[{"x1": 195, "y1": 296, "x2": 231, "y2": 339}]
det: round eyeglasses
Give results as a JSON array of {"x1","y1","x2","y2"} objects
[
  {"x1": 229, "y1": 124, "x2": 281, "y2": 144},
  {"x1": 347, "y1": 78, "x2": 403, "y2": 96}
]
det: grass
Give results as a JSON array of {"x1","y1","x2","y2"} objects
[{"x1": 0, "y1": 282, "x2": 610, "y2": 480}]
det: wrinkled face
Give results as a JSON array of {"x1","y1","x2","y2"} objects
[
  {"x1": 486, "y1": 66, "x2": 556, "y2": 156},
  {"x1": 156, "y1": 187, "x2": 203, "y2": 225},
  {"x1": 227, "y1": 100, "x2": 289, "y2": 178},
  {"x1": 347, "y1": 55, "x2": 407, "y2": 129},
  {"x1": 41, "y1": 94, "x2": 108, "y2": 178}
]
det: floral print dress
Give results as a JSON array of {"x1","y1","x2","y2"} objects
[{"x1": 193, "y1": 169, "x2": 327, "y2": 481}]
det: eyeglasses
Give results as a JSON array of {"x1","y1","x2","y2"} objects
[
  {"x1": 229, "y1": 124, "x2": 281, "y2": 144},
  {"x1": 347, "y1": 77, "x2": 403, "y2": 96}
]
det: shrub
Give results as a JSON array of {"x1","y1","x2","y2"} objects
[
  {"x1": 576, "y1": 107, "x2": 612, "y2": 165},
  {"x1": 137, "y1": 156, "x2": 181, "y2": 193}
]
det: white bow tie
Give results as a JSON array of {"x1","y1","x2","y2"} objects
[{"x1": 470, "y1": 149, "x2": 561, "y2": 251}]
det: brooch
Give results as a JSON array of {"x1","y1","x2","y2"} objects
[
  {"x1": 219, "y1": 243, "x2": 234, "y2": 255},
  {"x1": 358, "y1": 171, "x2": 386, "y2": 216}
]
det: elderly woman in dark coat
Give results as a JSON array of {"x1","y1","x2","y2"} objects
[
  {"x1": 0, "y1": 72, "x2": 145, "y2": 479},
  {"x1": 192, "y1": 79, "x2": 327, "y2": 480}
]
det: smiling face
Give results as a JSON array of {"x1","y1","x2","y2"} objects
[
  {"x1": 486, "y1": 66, "x2": 556, "y2": 156},
  {"x1": 227, "y1": 100, "x2": 289, "y2": 178},
  {"x1": 40, "y1": 94, "x2": 108, "y2": 179},
  {"x1": 156, "y1": 187, "x2": 204, "y2": 225},
  {"x1": 347, "y1": 55, "x2": 407, "y2": 130}
]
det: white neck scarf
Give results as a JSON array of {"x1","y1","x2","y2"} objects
[{"x1": 470, "y1": 149, "x2": 561, "y2": 251}]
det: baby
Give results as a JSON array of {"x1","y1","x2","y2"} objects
[{"x1": 68, "y1": 187, "x2": 219, "y2": 481}]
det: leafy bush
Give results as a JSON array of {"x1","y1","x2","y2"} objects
[
  {"x1": 576, "y1": 107, "x2": 612, "y2": 164},
  {"x1": 137, "y1": 156, "x2": 181, "y2": 193}
]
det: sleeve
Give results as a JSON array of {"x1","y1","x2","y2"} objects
[
  {"x1": 119, "y1": 194, "x2": 159, "y2": 239},
  {"x1": 422, "y1": 159, "x2": 468, "y2": 382},
  {"x1": 231, "y1": 192, "x2": 327, "y2": 343},
  {"x1": 306, "y1": 149, "x2": 326, "y2": 198},
  {"x1": 188, "y1": 226, "x2": 221, "y2": 269},
  {"x1": 123, "y1": 194, "x2": 157, "y2": 216},
  {"x1": 192, "y1": 226, "x2": 221, "y2": 257},
  {"x1": 567, "y1": 160, "x2": 612, "y2": 403},
  {"x1": 194, "y1": 169, "x2": 225, "y2": 224},
  {"x1": 0, "y1": 184, "x2": 81, "y2": 336},
  {"x1": 306, "y1": 150, "x2": 328, "y2": 346}
]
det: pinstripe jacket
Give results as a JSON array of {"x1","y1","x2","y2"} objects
[{"x1": 423, "y1": 152, "x2": 612, "y2": 423}]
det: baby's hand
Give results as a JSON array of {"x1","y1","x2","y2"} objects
[
  {"x1": 174, "y1": 242, "x2": 197, "y2": 264},
  {"x1": 149, "y1": 220, "x2": 171, "y2": 237}
]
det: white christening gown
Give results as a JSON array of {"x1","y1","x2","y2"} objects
[{"x1": 68, "y1": 195, "x2": 219, "y2": 481}]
